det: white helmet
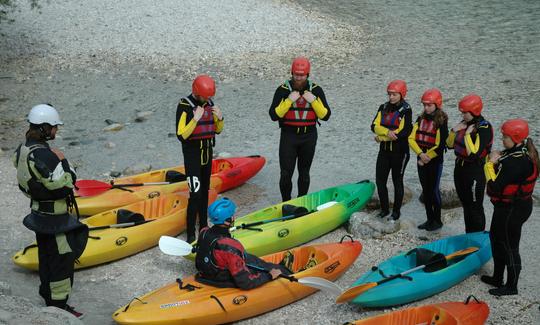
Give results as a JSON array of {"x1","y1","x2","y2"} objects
[{"x1": 27, "y1": 104, "x2": 63, "y2": 126}]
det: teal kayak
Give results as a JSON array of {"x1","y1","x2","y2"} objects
[{"x1": 348, "y1": 232, "x2": 491, "y2": 307}]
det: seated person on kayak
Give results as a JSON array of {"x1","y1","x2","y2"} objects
[{"x1": 195, "y1": 198, "x2": 291, "y2": 289}]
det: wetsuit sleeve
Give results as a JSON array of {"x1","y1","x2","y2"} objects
[
  {"x1": 213, "y1": 114, "x2": 224, "y2": 134},
  {"x1": 408, "y1": 122, "x2": 423, "y2": 155},
  {"x1": 269, "y1": 85, "x2": 292, "y2": 120},
  {"x1": 426, "y1": 123, "x2": 447, "y2": 159},
  {"x1": 371, "y1": 107, "x2": 389, "y2": 136},
  {"x1": 30, "y1": 149, "x2": 75, "y2": 190},
  {"x1": 395, "y1": 108, "x2": 412, "y2": 139},
  {"x1": 485, "y1": 154, "x2": 533, "y2": 194},
  {"x1": 311, "y1": 85, "x2": 331, "y2": 121},
  {"x1": 464, "y1": 123, "x2": 492, "y2": 158},
  {"x1": 176, "y1": 103, "x2": 198, "y2": 140},
  {"x1": 484, "y1": 161, "x2": 498, "y2": 182},
  {"x1": 446, "y1": 130, "x2": 456, "y2": 148}
]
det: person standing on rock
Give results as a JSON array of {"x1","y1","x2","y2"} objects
[
  {"x1": 482, "y1": 119, "x2": 538, "y2": 296},
  {"x1": 12, "y1": 104, "x2": 88, "y2": 319},
  {"x1": 269, "y1": 57, "x2": 331, "y2": 201},
  {"x1": 446, "y1": 94, "x2": 493, "y2": 233},
  {"x1": 176, "y1": 75, "x2": 224, "y2": 243},
  {"x1": 371, "y1": 80, "x2": 413, "y2": 221},
  {"x1": 408, "y1": 89, "x2": 448, "y2": 231}
]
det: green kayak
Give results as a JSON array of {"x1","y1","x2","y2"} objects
[{"x1": 187, "y1": 180, "x2": 374, "y2": 260}]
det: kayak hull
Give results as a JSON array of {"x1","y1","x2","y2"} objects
[
  {"x1": 113, "y1": 241, "x2": 362, "y2": 325},
  {"x1": 76, "y1": 156, "x2": 265, "y2": 216}
]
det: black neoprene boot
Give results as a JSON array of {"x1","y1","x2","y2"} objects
[{"x1": 481, "y1": 275, "x2": 503, "y2": 287}]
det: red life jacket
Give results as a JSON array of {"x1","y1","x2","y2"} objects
[
  {"x1": 415, "y1": 118, "x2": 438, "y2": 149},
  {"x1": 283, "y1": 81, "x2": 317, "y2": 127},
  {"x1": 184, "y1": 97, "x2": 216, "y2": 140},
  {"x1": 488, "y1": 156, "x2": 538, "y2": 203},
  {"x1": 453, "y1": 121, "x2": 493, "y2": 161},
  {"x1": 380, "y1": 102, "x2": 410, "y2": 131}
]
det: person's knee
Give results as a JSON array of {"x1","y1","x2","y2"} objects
[{"x1": 280, "y1": 169, "x2": 293, "y2": 181}]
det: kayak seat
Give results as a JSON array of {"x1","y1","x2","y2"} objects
[
  {"x1": 407, "y1": 248, "x2": 447, "y2": 273},
  {"x1": 291, "y1": 247, "x2": 319, "y2": 273},
  {"x1": 165, "y1": 170, "x2": 187, "y2": 183},
  {"x1": 116, "y1": 209, "x2": 145, "y2": 224},
  {"x1": 281, "y1": 204, "x2": 309, "y2": 218}
]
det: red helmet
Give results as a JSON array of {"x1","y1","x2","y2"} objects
[
  {"x1": 421, "y1": 88, "x2": 443, "y2": 109},
  {"x1": 387, "y1": 80, "x2": 407, "y2": 99},
  {"x1": 291, "y1": 57, "x2": 310, "y2": 75},
  {"x1": 501, "y1": 119, "x2": 529, "y2": 144},
  {"x1": 192, "y1": 75, "x2": 215, "y2": 98},
  {"x1": 458, "y1": 94, "x2": 483, "y2": 116}
]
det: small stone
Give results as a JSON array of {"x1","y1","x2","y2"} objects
[
  {"x1": 103, "y1": 123, "x2": 124, "y2": 132},
  {"x1": 105, "y1": 142, "x2": 116, "y2": 149},
  {"x1": 110, "y1": 171, "x2": 122, "y2": 177},
  {"x1": 136, "y1": 111, "x2": 153, "y2": 118},
  {"x1": 0, "y1": 281, "x2": 11, "y2": 295},
  {"x1": 147, "y1": 144, "x2": 156, "y2": 149},
  {"x1": 105, "y1": 119, "x2": 118, "y2": 125},
  {"x1": 216, "y1": 152, "x2": 232, "y2": 158},
  {"x1": 168, "y1": 133, "x2": 176, "y2": 138},
  {"x1": 68, "y1": 141, "x2": 80, "y2": 146}
]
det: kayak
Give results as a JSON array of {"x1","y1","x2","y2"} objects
[
  {"x1": 12, "y1": 190, "x2": 217, "y2": 270},
  {"x1": 347, "y1": 232, "x2": 491, "y2": 307},
  {"x1": 76, "y1": 155, "x2": 265, "y2": 216},
  {"x1": 347, "y1": 296, "x2": 489, "y2": 324},
  {"x1": 186, "y1": 181, "x2": 374, "y2": 260},
  {"x1": 112, "y1": 240, "x2": 362, "y2": 325}
]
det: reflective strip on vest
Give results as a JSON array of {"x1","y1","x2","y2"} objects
[{"x1": 415, "y1": 118, "x2": 438, "y2": 149}]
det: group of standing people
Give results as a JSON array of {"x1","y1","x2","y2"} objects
[
  {"x1": 12, "y1": 57, "x2": 537, "y2": 317},
  {"x1": 371, "y1": 79, "x2": 538, "y2": 296}
]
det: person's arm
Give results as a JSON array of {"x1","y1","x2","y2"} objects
[
  {"x1": 486, "y1": 155, "x2": 531, "y2": 194},
  {"x1": 394, "y1": 107, "x2": 412, "y2": 139},
  {"x1": 371, "y1": 106, "x2": 390, "y2": 136},
  {"x1": 310, "y1": 85, "x2": 331, "y2": 121},
  {"x1": 214, "y1": 115, "x2": 224, "y2": 134},
  {"x1": 464, "y1": 123, "x2": 492, "y2": 158},
  {"x1": 176, "y1": 103, "x2": 197, "y2": 140},
  {"x1": 426, "y1": 122, "x2": 448, "y2": 159},
  {"x1": 446, "y1": 130, "x2": 456, "y2": 148},
  {"x1": 408, "y1": 122, "x2": 423, "y2": 155},
  {"x1": 269, "y1": 86, "x2": 292, "y2": 120},
  {"x1": 30, "y1": 149, "x2": 75, "y2": 191}
]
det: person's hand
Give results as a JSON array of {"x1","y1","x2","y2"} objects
[
  {"x1": 387, "y1": 130, "x2": 398, "y2": 140},
  {"x1": 212, "y1": 105, "x2": 223, "y2": 120},
  {"x1": 193, "y1": 106, "x2": 205, "y2": 121},
  {"x1": 302, "y1": 91, "x2": 316, "y2": 103},
  {"x1": 288, "y1": 91, "x2": 301, "y2": 102},
  {"x1": 465, "y1": 124, "x2": 475, "y2": 135},
  {"x1": 374, "y1": 135, "x2": 382, "y2": 143},
  {"x1": 269, "y1": 268, "x2": 282, "y2": 280},
  {"x1": 419, "y1": 153, "x2": 431, "y2": 164},
  {"x1": 418, "y1": 160, "x2": 425, "y2": 166},
  {"x1": 489, "y1": 150, "x2": 501, "y2": 163},
  {"x1": 51, "y1": 148, "x2": 65, "y2": 160},
  {"x1": 452, "y1": 122, "x2": 467, "y2": 132}
]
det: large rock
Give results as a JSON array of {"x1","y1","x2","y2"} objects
[
  {"x1": 366, "y1": 184, "x2": 413, "y2": 210},
  {"x1": 0, "y1": 295, "x2": 83, "y2": 325},
  {"x1": 439, "y1": 181, "x2": 462, "y2": 209},
  {"x1": 347, "y1": 211, "x2": 401, "y2": 239}
]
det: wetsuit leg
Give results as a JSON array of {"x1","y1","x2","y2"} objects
[
  {"x1": 375, "y1": 151, "x2": 392, "y2": 213},
  {"x1": 420, "y1": 160, "x2": 443, "y2": 224},
  {"x1": 198, "y1": 142, "x2": 213, "y2": 231},
  {"x1": 36, "y1": 232, "x2": 75, "y2": 309},
  {"x1": 470, "y1": 163, "x2": 486, "y2": 232},
  {"x1": 279, "y1": 130, "x2": 298, "y2": 201},
  {"x1": 418, "y1": 162, "x2": 433, "y2": 223},
  {"x1": 296, "y1": 131, "x2": 317, "y2": 197},
  {"x1": 389, "y1": 151, "x2": 410, "y2": 215},
  {"x1": 454, "y1": 163, "x2": 476, "y2": 232},
  {"x1": 502, "y1": 200, "x2": 532, "y2": 289},
  {"x1": 183, "y1": 144, "x2": 204, "y2": 239}
]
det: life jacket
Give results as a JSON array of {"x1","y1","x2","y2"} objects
[
  {"x1": 195, "y1": 227, "x2": 244, "y2": 282},
  {"x1": 14, "y1": 143, "x2": 72, "y2": 215},
  {"x1": 380, "y1": 102, "x2": 410, "y2": 131},
  {"x1": 488, "y1": 153, "x2": 538, "y2": 203},
  {"x1": 415, "y1": 117, "x2": 438, "y2": 149},
  {"x1": 282, "y1": 80, "x2": 317, "y2": 127},
  {"x1": 454, "y1": 120, "x2": 493, "y2": 161},
  {"x1": 183, "y1": 97, "x2": 216, "y2": 141}
]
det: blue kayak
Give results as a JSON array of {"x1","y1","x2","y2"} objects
[{"x1": 349, "y1": 232, "x2": 491, "y2": 307}]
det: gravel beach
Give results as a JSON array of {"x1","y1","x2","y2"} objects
[{"x1": 1, "y1": 0, "x2": 539, "y2": 324}]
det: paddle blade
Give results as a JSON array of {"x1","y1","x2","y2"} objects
[
  {"x1": 75, "y1": 180, "x2": 112, "y2": 197},
  {"x1": 158, "y1": 236, "x2": 193, "y2": 256},
  {"x1": 335, "y1": 282, "x2": 377, "y2": 304},
  {"x1": 445, "y1": 246, "x2": 479, "y2": 260},
  {"x1": 298, "y1": 277, "x2": 342, "y2": 296}
]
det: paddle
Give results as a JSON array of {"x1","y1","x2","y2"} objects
[
  {"x1": 75, "y1": 179, "x2": 171, "y2": 197},
  {"x1": 88, "y1": 219, "x2": 155, "y2": 231},
  {"x1": 158, "y1": 236, "x2": 342, "y2": 295},
  {"x1": 229, "y1": 201, "x2": 338, "y2": 232},
  {"x1": 335, "y1": 246, "x2": 479, "y2": 304}
]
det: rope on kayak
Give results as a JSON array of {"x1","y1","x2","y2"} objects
[
  {"x1": 122, "y1": 297, "x2": 147, "y2": 312},
  {"x1": 88, "y1": 235, "x2": 101, "y2": 240},
  {"x1": 176, "y1": 278, "x2": 201, "y2": 292},
  {"x1": 21, "y1": 244, "x2": 38, "y2": 255},
  {"x1": 339, "y1": 235, "x2": 354, "y2": 243},
  {"x1": 465, "y1": 295, "x2": 481, "y2": 304},
  {"x1": 210, "y1": 295, "x2": 227, "y2": 312}
]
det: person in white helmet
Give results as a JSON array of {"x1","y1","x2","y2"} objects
[{"x1": 12, "y1": 104, "x2": 88, "y2": 319}]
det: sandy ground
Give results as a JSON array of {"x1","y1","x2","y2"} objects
[{"x1": 1, "y1": 0, "x2": 540, "y2": 324}]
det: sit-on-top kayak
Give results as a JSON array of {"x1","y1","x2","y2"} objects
[
  {"x1": 76, "y1": 155, "x2": 265, "y2": 216},
  {"x1": 112, "y1": 240, "x2": 362, "y2": 325},
  {"x1": 186, "y1": 181, "x2": 374, "y2": 260},
  {"x1": 12, "y1": 190, "x2": 217, "y2": 270},
  {"x1": 346, "y1": 232, "x2": 491, "y2": 307},
  {"x1": 347, "y1": 296, "x2": 489, "y2": 324}
]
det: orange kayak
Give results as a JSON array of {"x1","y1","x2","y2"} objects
[
  {"x1": 13, "y1": 190, "x2": 217, "y2": 270},
  {"x1": 347, "y1": 296, "x2": 489, "y2": 325},
  {"x1": 112, "y1": 240, "x2": 362, "y2": 325},
  {"x1": 76, "y1": 156, "x2": 265, "y2": 216}
]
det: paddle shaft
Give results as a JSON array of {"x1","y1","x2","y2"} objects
[
  {"x1": 230, "y1": 214, "x2": 297, "y2": 231},
  {"x1": 111, "y1": 182, "x2": 170, "y2": 188},
  {"x1": 88, "y1": 219, "x2": 154, "y2": 231},
  {"x1": 246, "y1": 263, "x2": 297, "y2": 282}
]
